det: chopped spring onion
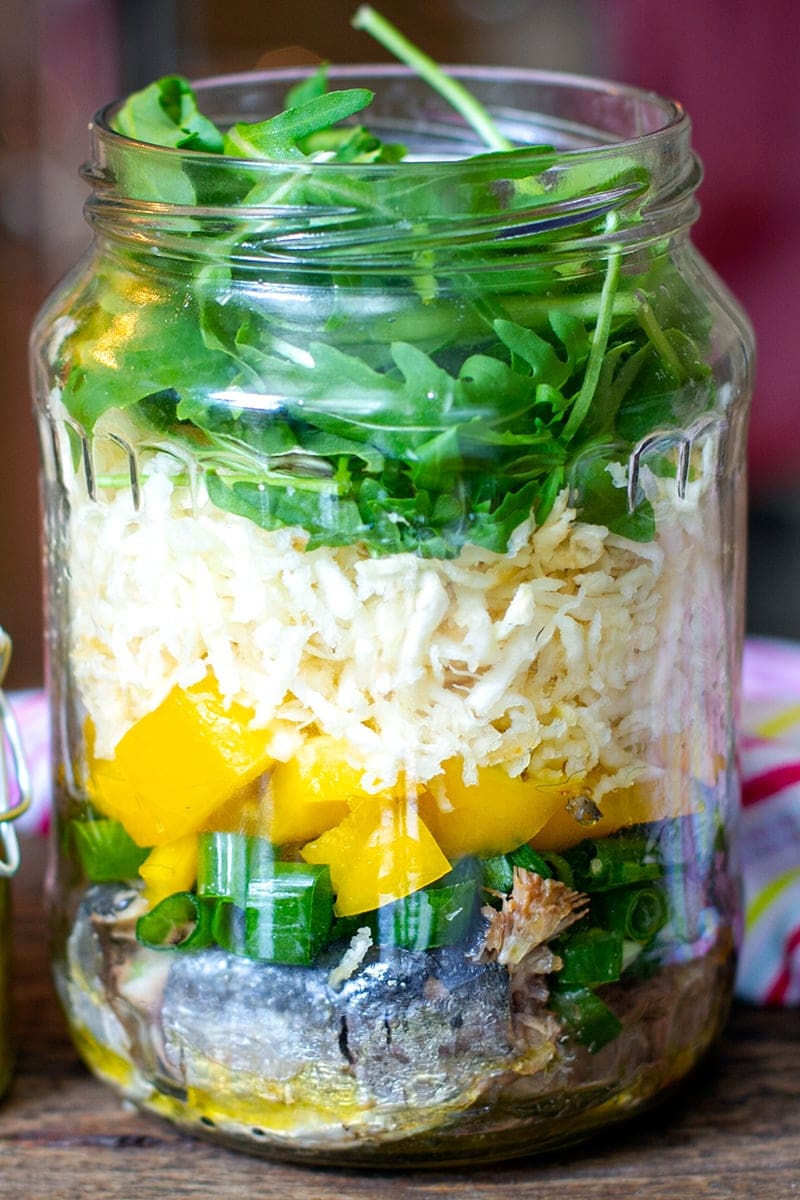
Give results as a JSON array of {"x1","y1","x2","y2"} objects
[
  {"x1": 557, "y1": 927, "x2": 624, "y2": 986},
  {"x1": 214, "y1": 862, "x2": 334, "y2": 966},
  {"x1": 596, "y1": 884, "x2": 668, "y2": 944},
  {"x1": 566, "y1": 836, "x2": 662, "y2": 892},
  {"x1": 508, "y1": 844, "x2": 553, "y2": 876},
  {"x1": 197, "y1": 830, "x2": 276, "y2": 905},
  {"x1": 374, "y1": 859, "x2": 480, "y2": 951},
  {"x1": 71, "y1": 818, "x2": 149, "y2": 883},
  {"x1": 482, "y1": 843, "x2": 552, "y2": 902},
  {"x1": 482, "y1": 855, "x2": 515, "y2": 898},
  {"x1": 135, "y1": 891, "x2": 213, "y2": 950},
  {"x1": 197, "y1": 831, "x2": 249, "y2": 904},
  {"x1": 538, "y1": 851, "x2": 575, "y2": 889},
  {"x1": 549, "y1": 984, "x2": 622, "y2": 1053}
]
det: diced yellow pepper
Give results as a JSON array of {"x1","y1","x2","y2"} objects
[
  {"x1": 268, "y1": 736, "x2": 367, "y2": 845},
  {"x1": 301, "y1": 796, "x2": 450, "y2": 917},
  {"x1": 88, "y1": 674, "x2": 274, "y2": 847},
  {"x1": 204, "y1": 777, "x2": 272, "y2": 838},
  {"x1": 139, "y1": 833, "x2": 198, "y2": 906},
  {"x1": 419, "y1": 760, "x2": 579, "y2": 859},
  {"x1": 532, "y1": 777, "x2": 704, "y2": 852}
]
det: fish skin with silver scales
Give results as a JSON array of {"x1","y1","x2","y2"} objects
[{"x1": 66, "y1": 884, "x2": 524, "y2": 1115}]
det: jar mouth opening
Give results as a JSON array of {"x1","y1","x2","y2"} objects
[
  {"x1": 93, "y1": 62, "x2": 689, "y2": 171},
  {"x1": 86, "y1": 64, "x2": 698, "y2": 259}
]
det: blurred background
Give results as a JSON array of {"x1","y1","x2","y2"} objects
[{"x1": 2, "y1": 0, "x2": 798, "y2": 688}]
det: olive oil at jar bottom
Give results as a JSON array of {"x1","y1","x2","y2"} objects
[{"x1": 54, "y1": 878, "x2": 734, "y2": 1167}]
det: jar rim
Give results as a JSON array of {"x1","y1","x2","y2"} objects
[
  {"x1": 92, "y1": 62, "x2": 690, "y2": 172},
  {"x1": 85, "y1": 64, "x2": 699, "y2": 266}
]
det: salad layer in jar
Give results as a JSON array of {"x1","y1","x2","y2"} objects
[{"x1": 35, "y1": 7, "x2": 746, "y2": 1165}]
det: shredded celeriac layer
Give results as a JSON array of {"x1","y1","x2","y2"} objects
[{"x1": 63, "y1": 434, "x2": 722, "y2": 797}]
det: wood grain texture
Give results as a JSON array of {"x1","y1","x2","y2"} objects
[{"x1": 1, "y1": 839, "x2": 798, "y2": 1200}]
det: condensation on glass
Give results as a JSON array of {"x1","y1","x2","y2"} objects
[{"x1": 30, "y1": 67, "x2": 754, "y2": 1165}]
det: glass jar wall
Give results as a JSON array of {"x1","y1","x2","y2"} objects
[{"x1": 31, "y1": 66, "x2": 754, "y2": 1165}]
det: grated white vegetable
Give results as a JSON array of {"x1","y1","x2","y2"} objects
[
  {"x1": 65, "y1": 444, "x2": 718, "y2": 798},
  {"x1": 327, "y1": 927, "x2": 373, "y2": 989}
]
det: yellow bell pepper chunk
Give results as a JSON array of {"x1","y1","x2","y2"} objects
[
  {"x1": 419, "y1": 760, "x2": 579, "y2": 859},
  {"x1": 301, "y1": 796, "x2": 450, "y2": 917},
  {"x1": 139, "y1": 833, "x2": 198, "y2": 906},
  {"x1": 88, "y1": 675, "x2": 274, "y2": 847},
  {"x1": 204, "y1": 777, "x2": 272, "y2": 838},
  {"x1": 532, "y1": 776, "x2": 704, "y2": 852},
  {"x1": 268, "y1": 736, "x2": 367, "y2": 845}
]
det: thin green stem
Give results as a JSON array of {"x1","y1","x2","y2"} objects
[
  {"x1": 634, "y1": 289, "x2": 687, "y2": 381},
  {"x1": 352, "y1": 6, "x2": 514, "y2": 152},
  {"x1": 561, "y1": 212, "x2": 622, "y2": 443}
]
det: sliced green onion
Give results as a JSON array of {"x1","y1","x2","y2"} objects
[
  {"x1": 539, "y1": 851, "x2": 575, "y2": 889},
  {"x1": 71, "y1": 819, "x2": 149, "y2": 883},
  {"x1": 550, "y1": 984, "x2": 622, "y2": 1053},
  {"x1": 211, "y1": 898, "x2": 245, "y2": 955},
  {"x1": 557, "y1": 927, "x2": 623, "y2": 986},
  {"x1": 331, "y1": 860, "x2": 480, "y2": 950},
  {"x1": 197, "y1": 831, "x2": 249, "y2": 904},
  {"x1": 483, "y1": 843, "x2": 553, "y2": 903},
  {"x1": 375, "y1": 861, "x2": 480, "y2": 951},
  {"x1": 508, "y1": 844, "x2": 552, "y2": 878},
  {"x1": 566, "y1": 836, "x2": 661, "y2": 892},
  {"x1": 135, "y1": 891, "x2": 213, "y2": 951},
  {"x1": 215, "y1": 863, "x2": 334, "y2": 966},
  {"x1": 596, "y1": 884, "x2": 668, "y2": 944},
  {"x1": 199, "y1": 836, "x2": 333, "y2": 965},
  {"x1": 482, "y1": 855, "x2": 514, "y2": 898},
  {"x1": 247, "y1": 834, "x2": 278, "y2": 880},
  {"x1": 197, "y1": 831, "x2": 276, "y2": 906}
]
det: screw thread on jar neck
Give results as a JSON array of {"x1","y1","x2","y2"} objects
[{"x1": 83, "y1": 66, "x2": 701, "y2": 274}]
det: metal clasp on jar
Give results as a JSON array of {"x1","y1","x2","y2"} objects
[
  {"x1": 626, "y1": 415, "x2": 724, "y2": 513},
  {"x1": 0, "y1": 631, "x2": 31, "y2": 878},
  {"x1": 567, "y1": 414, "x2": 725, "y2": 519},
  {"x1": 40, "y1": 411, "x2": 204, "y2": 515}
]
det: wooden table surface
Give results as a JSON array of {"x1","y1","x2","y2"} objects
[{"x1": 1, "y1": 839, "x2": 798, "y2": 1200}]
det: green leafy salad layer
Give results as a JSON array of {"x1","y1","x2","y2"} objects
[{"x1": 56, "y1": 5, "x2": 714, "y2": 559}]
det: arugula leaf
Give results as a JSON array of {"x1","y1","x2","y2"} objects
[
  {"x1": 466, "y1": 481, "x2": 542, "y2": 552},
  {"x1": 109, "y1": 77, "x2": 226, "y2": 203},
  {"x1": 301, "y1": 124, "x2": 406, "y2": 163},
  {"x1": 223, "y1": 89, "x2": 375, "y2": 160},
  {"x1": 112, "y1": 75, "x2": 224, "y2": 153},
  {"x1": 493, "y1": 319, "x2": 571, "y2": 388},
  {"x1": 206, "y1": 472, "x2": 366, "y2": 545},
  {"x1": 73, "y1": 9, "x2": 717, "y2": 562},
  {"x1": 60, "y1": 273, "x2": 236, "y2": 429},
  {"x1": 285, "y1": 63, "x2": 330, "y2": 109},
  {"x1": 576, "y1": 456, "x2": 655, "y2": 541}
]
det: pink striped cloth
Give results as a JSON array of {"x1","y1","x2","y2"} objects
[
  {"x1": 5, "y1": 637, "x2": 800, "y2": 1004},
  {"x1": 738, "y1": 638, "x2": 800, "y2": 1005}
]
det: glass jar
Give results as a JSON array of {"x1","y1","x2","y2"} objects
[
  {"x1": 0, "y1": 630, "x2": 31, "y2": 1098},
  {"x1": 31, "y1": 66, "x2": 754, "y2": 1165}
]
